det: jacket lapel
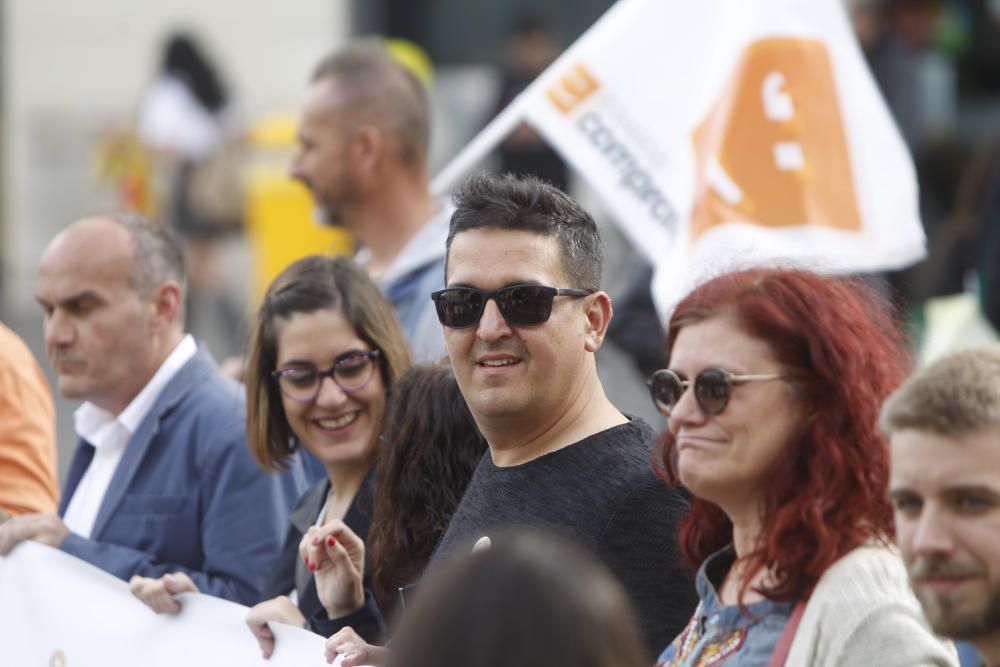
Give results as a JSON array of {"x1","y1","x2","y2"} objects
[
  {"x1": 58, "y1": 437, "x2": 96, "y2": 516},
  {"x1": 290, "y1": 480, "x2": 330, "y2": 595},
  {"x1": 90, "y1": 346, "x2": 216, "y2": 539}
]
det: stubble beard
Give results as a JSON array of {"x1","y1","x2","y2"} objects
[{"x1": 914, "y1": 574, "x2": 1000, "y2": 640}]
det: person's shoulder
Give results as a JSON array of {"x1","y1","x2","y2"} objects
[
  {"x1": 175, "y1": 350, "x2": 243, "y2": 401},
  {"x1": 0, "y1": 323, "x2": 48, "y2": 391},
  {"x1": 799, "y1": 544, "x2": 958, "y2": 666},
  {"x1": 0, "y1": 322, "x2": 39, "y2": 373},
  {"x1": 801, "y1": 544, "x2": 923, "y2": 641},
  {"x1": 159, "y1": 351, "x2": 246, "y2": 434},
  {"x1": 579, "y1": 415, "x2": 655, "y2": 447},
  {"x1": 818, "y1": 543, "x2": 909, "y2": 597},
  {"x1": 577, "y1": 416, "x2": 657, "y2": 471},
  {"x1": 563, "y1": 417, "x2": 678, "y2": 504}
]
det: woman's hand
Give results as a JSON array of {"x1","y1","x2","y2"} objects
[
  {"x1": 298, "y1": 520, "x2": 366, "y2": 620},
  {"x1": 325, "y1": 626, "x2": 391, "y2": 666},
  {"x1": 245, "y1": 595, "x2": 307, "y2": 659},
  {"x1": 128, "y1": 572, "x2": 198, "y2": 614}
]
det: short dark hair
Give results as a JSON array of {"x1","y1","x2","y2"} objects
[
  {"x1": 311, "y1": 39, "x2": 429, "y2": 167},
  {"x1": 390, "y1": 530, "x2": 650, "y2": 667},
  {"x1": 245, "y1": 255, "x2": 412, "y2": 472},
  {"x1": 446, "y1": 173, "x2": 603, "y2": 291}
]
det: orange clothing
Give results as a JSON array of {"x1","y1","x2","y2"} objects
[{"x1": 0, "y1": 322, "x2": 58, "y2": 514}]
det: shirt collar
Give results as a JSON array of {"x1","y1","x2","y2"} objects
[
  {"x1": 74, "y1": 335, "x2": 198, "y2": 447},
  {"x1": 355, "y1": 200, "x2": 451, "y2": 286}
]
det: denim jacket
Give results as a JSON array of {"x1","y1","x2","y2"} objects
[{"x1": 658, "y1": 546, "x2": 794, "y2": 667}]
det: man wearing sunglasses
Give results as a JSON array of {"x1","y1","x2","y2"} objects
[
  {"x1": 0, "y1": 213, "x2": 307, "y2": 606},
  {"x1": 430, "y1": 173, "x2": 697, "y2": 654}
]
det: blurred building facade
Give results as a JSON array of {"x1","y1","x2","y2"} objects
[{"x1": 0, "y1": 0, "x2": 348, "y2": 311}]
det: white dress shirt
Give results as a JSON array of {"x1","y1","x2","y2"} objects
[{"x1": 63, "y1": 335, "x2": 198, "y2": 538}]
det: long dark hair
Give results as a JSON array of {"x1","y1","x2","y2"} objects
[
  {"x1": 163, "y1": 32, "x2": 228, "y2": 113},
  {"x1": 368, "y1": 363, "x2": 487, "y2": 615}
]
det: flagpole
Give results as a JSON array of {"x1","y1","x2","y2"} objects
[
  {"x1": 431, "y1": 0, "x2": 642, "y2": 198},
  {"x1": 430, "y1": 95, "x2": 530, "y2": 198}
]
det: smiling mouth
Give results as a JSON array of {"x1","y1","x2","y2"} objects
[
  {"x1": 678, "y1": 436, "x2": 723, "y2": 446},
  {"x1": 479, "y1": 359, "x2": 519, "y2": 367},
  {"x1": 317, "y1": 413, "x2": 359, "y2": 430}
]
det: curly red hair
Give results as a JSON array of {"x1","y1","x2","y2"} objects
[{"x1": 656, "y1": 268, "x2": 910, "y2": 602}]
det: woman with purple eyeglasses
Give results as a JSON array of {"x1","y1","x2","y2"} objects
[
  {"x1": 131, "y1": 255, "x2": 411, "y2": 656},
  {"x1": 650, "y1": 268, "x2": 955, "y2": 667}
]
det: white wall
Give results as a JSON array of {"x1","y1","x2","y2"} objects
[{"x1": 2, "y1": 0, "x2": 349, "y2": 309}]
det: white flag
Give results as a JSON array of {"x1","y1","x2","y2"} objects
[
  {"x1": 0, "y1": 542, "x2": 332, "y2": 666},
  {"x1": 434, "y1": 0, "x2": 922, "y2": 316}
]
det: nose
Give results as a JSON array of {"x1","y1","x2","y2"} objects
[
  {"x1": 667, "y1": 383, "x2": 708, "y2": 432},
  {"x1": 476, "y1": 298, "x2": 512, "y2": 342},
  {"x1": 909, "y1": 504, "x2": 954, "y2": 558},
  {"x1": 44, "y1": 309, "x2": 74, "y2": 350},
  {"x1": 314, "y1": 375, "x2": 348, "y2": 408}
]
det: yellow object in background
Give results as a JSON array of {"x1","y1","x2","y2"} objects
[
  {"x1": 385, "y1": 38, "x2": 434, "y2": 87},
  {"x1": 244, "y1": 112, "x2": 353, "y2": 308}
]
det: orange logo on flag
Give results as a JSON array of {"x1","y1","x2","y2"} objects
[
  {"x1": 547, "y1": 64, "x2": 600, "y2": 115},
  {"x1": 690, "y1": 38, "x2": 861, "y2": 241}
]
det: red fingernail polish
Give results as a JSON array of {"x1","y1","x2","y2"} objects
[
  {"x1": 312, "y1": 536, "x2": 321, "y2": 545},
  {"x1": 309, "y1": 562, "x2": 316, "y2": 572},
  {"x1": 327, "y1": 535, "x2": 336, "y2": 546}
]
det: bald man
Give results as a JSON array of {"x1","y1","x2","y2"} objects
[
  {"x1": 0, "y1": 213, "x2": 308, "y2": 605},
  {"x1": 290, "y1": 40, "x2": 447, "y2": 362}
]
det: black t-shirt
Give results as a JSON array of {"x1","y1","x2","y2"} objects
[{"x1": 433, "y1": 416, "x2": 697, "y2": 654}]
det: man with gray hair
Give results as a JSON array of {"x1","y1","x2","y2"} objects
[
  {"x1": 884, "y1": 345, "x2": 1000, "y2": 667},
  {"x1": 0, "y1": 213, "x2": 308, "y2": 605},
  {"x1": 290, "y1": 40, "x2": 446, "y2": 361}
]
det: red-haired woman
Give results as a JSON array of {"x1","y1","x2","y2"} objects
[{"x1": 650, "y1": 268, "x2": 956, "y2": 667}]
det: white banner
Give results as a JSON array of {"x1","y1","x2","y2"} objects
[
  {"x1": 0, "y1": 542, "x2": 332, "y2": 667},
  {"x1": 434, "y1": 0, "x2": 923, "y2": 316}
]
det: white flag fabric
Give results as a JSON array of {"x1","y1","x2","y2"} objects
[
  {"x1": 0, "y1": 542, "x2": 336, "y2": 666},
  {"x1": 434, "y1": 0, "x2": 923, "y2": 317}
]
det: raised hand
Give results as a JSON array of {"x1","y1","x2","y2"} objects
[{"x1": 298, "y1": 519, "x2": 366, "y2": 620}]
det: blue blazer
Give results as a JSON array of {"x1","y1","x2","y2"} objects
[{"x1": 58, "y1": 346, "x2": 310, "y2": 605}]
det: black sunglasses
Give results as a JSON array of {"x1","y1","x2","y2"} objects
[
  {"x1": 431, "y1": 284, "x2": 592, "y2": 329},
  {"x1": 646, "y1": 368, "x2": 781, "y2": 416}
]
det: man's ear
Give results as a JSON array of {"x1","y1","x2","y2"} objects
[
  {"x1": 148, "y1": 281, "x2": 183, "y2": 334},
  {"x1": 350, "y1": 125, "x2": 384, "y2": 187},
  {"x1": 583, "y1": 292, "x2": 613, "y2": 353}
]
